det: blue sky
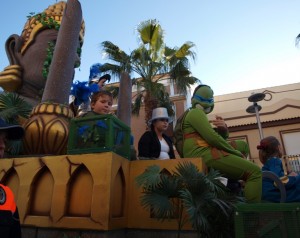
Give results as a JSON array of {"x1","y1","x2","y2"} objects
[{"x1": 1, "y1": 0, "x2": 300, "y2": 96}]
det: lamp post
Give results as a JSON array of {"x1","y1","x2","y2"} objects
[{"x1": 246, "y1": 93, "x2": 265, "y2": 140}]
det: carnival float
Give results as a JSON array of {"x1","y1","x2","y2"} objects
[
  {"x1": 0, "y1": 1, "x2": 299, "y2": 238},
  {"x1": 0, "y1": 1, "x2": 204, "y2": 237}
]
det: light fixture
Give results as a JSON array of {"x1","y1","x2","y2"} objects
[{"x1": 246, "y1": 93, "x2": 265, "y2": 140}]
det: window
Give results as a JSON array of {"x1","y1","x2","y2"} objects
[{"x1": 281, "y1": 130, "x2": 300, "y2": 155}]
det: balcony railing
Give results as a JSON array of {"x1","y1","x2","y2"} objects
[{"x1": 282, "y1": 154, "x2": 300, "y2": 174}]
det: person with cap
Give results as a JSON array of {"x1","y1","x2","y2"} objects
[
  {"x1": 0, "y1": 118, "x2": 24, "y2": 238},
  {"x1": 70, "y1": 63, "x2": 111, "y2": 116},
  {"x1": 138, "y1": 107, "x2": 175, "y2": 160},
  {"x1": 180, "y1": 84, "x2": 262, "y2": 203},
  {"x1": 88, "y1": 63, "x2": 111, "y2": 89}
]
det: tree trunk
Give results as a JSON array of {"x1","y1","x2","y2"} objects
[
  {"x1": 41, "y1": 0, "x2": 82, "y2": 105},
  {"x1": 144, "y1": 91, "x2": 158, "y2": 130},
  {"x1": 117, "y1": 72, "x2": 132, "y2": 127}
]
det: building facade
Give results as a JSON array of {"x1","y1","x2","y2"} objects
[
  {"x1": 111, "y1": 79, "x2": 300, "y2": 166},
  {"x1": 208, "y1": 82, "x2": 300, "y2": 165}
]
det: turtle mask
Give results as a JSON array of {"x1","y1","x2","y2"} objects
[{"x1": 191, "y1": 85, "x2": 214, "y2": 114}]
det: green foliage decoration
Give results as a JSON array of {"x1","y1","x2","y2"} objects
[
  {"x1": 42, "y1": 41, "x2": 56, "y2": 80},
  {"x1": 28, "y1": 12, "x2": 60, "y2": 30},
  {"x1": 136, "y1": 161, "x2": 245, "y2": 238},
  {"x1": 0, "y1": 92, "x2": 32, "y2": 157}
]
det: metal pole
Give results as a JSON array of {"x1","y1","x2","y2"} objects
[{"x1": 254, "y1": 103, "x2": 264, "y2": 140}]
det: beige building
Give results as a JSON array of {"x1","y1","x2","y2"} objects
[
  {"x1": 209, "y1": 82, "x2": 300, "y2": 165},
  {"x1": 111, "y1": 79, "x2": 300, "y2": 166}
]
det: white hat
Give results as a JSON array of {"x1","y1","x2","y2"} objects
[{"x1": 148, "y1": 107, "x2": 172, "y2": 125}]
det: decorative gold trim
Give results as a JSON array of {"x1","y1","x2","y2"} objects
[
  {"x1": 0, "y1": 65, "x2": 22, "y2": 91},
  {"x1": 30, "y1": 102, "x2": 74, "y2": 119},
  {"x1": 21, "y1": 1, "x2": 85, "y2": 54}
]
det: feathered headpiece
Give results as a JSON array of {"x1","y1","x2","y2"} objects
[
  {"x1": 70, "y1": 81, "x2": 99, "y2": 106},
  {"x1": 89, "y1": 63, "x2": 102, "y2": 81}
]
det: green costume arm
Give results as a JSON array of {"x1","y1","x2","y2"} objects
[
  {"x1": 214, "y1": 126, "x2": 229, "y2": 139},
  {"x1": 186, "y1": 108, "x2": 243, "y2": 157}
]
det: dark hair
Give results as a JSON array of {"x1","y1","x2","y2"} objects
[
  {"x1": 90, "y1": 90, "x2": 113, "y2": 104},
  {"x1": 257, "y1": 136, "x2": 282, "y2": 164}
]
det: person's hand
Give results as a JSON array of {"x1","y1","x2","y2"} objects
[{"x1": 210, "y1": 116, "x2": 227, "y2": 129}]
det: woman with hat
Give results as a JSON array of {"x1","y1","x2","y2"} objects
[
  {"x1": 138, "y1": 107, "x2": 175, "y2": 160},
  {"x1": 0, "y1": 118, "x2": 23, "y2": 238}
]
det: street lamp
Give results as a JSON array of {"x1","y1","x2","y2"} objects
[{"x1": 246, "y1": 92, "x2": 265, "y2": 140}]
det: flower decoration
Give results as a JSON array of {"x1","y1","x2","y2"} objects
[{"x1": 78, "y1": 125, "x2": 91, "y2": 143}]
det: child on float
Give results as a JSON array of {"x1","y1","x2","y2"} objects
[
  {"x1": 79, "y1": 90, "x2": 137, "y2": 160},
  {"x1": 80, "y1": 90, "x2": 113, "y2": 117},
  {"x1": 70, "y1": 63, "x2": 111, "y2": 116},
  {"x1": 181, "y1": 84, "x2": 262, "y2": 202},
  {"x1": 258, "y1": 136, "x2": 300, "y2": 202}
]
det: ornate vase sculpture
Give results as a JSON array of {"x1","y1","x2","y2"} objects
[
  {"x1": 23, "y1": 0, "x2": 83, "y2": 155},
  {"x1": 0, "y1": 0, "x2": 85, "y2": 155},
  {"x1": 22, "y1": 103, "x2": 74, "y2": 155}
]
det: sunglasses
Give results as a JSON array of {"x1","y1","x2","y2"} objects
[{"x1": 158, "y1": 118, "x2": 169, "y2": 122}]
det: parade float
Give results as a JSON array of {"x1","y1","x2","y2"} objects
[
  {"x1": 0, "y1": 1, "x2": 204, "y2": 237},
  {"x1": 0, "y1": 1, "x2": 300, "y2": 238}
]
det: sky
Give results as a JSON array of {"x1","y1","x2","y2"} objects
[{"x1": 1, "y1": 0, "x2": 300, "y2": 96}]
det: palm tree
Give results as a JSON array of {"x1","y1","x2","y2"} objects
[
  {"x1": 0, "y1": 92, "x2": 32, "y2": 156},
  {"x1": 296, "y1": 33, "x2": 300, "y2": 46},
  {"x1": 136, "y1": 162, "x2": 244, "y2": 238},
  {"x1": 100, "y1": 19, "x2": 200, "y2": 126}
]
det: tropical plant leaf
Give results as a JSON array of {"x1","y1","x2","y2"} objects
[
  {"x1": 136, "y1": 162, "x2": 243, "y2": 237},
  {"x1": 0, "y1": 92, "x2": 32, "y2": 156},
  {"x1": 132, "y1": 93, "x2": 144, "y2": 116},
  {"x1": 100, "y1": 19, "x2": 200, "y2": 125},
  {"x1": 0, "y1": 92, "x2": 32, "y2": 123},
  {"x1": 135, "y1": 165, "x2": 162, "y2": 189}
]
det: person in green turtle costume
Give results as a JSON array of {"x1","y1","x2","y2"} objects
[{"x1": 182, "y1": 84, "x2": 262, "y2": 202}]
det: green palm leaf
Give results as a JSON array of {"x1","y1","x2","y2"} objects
[
  {"x1": 100, "y1": 19, "x2": 200, "y2": 125},
  {"x1": 136, "y1": 162, "x2": 244, "y2": 237},
  {"x1": 0, "y1": 92, "x2": 32, "y2": 157},
  {"x1": 135, "y1": 164, "x2": 162, "y2": 188},
  {"x1": 0, "y1": 92, "x2": 32, "y2": 123}
]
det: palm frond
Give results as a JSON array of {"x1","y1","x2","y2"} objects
[
  {"x1": 175, "y1": 41, "x2": 196, "y2": 61},
  {"x1": 100, "y1": 19, "x2": 198, "y2": 118},
  {"x1": 0, "y1": 92, "x2": 32, "y2": 123},
  {"x1": 135, "y1": 165, "x2": 162, "y2": 188},
  {"x1": 137, "y1": 19, "x2": 163, "y2": 45},
  {"x1": 101, "y1": 41, "x2": 130, "y2": 63},
  {"x1": 296, "y1": 33, "x2": 300, "y2": 47},
  {"x1": 104, "y1": 85, "x2": 119, "y2": 98},
  {"x1": 132, "y1": 93, "x2": 144, "y2": 116},
  {"x1": 136, "y1": 162, "x2": 242, "y2": 237},
  {"x1": 0, "y1": 92, "x2": 32, "y2": 156}
]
